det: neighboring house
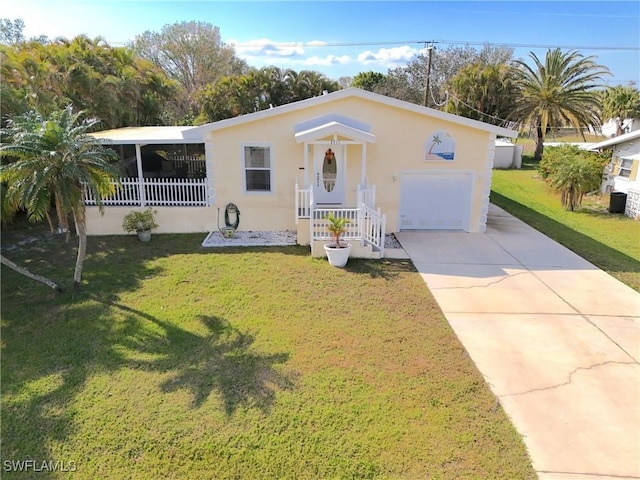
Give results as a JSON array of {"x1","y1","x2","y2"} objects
[
  {"x1": 87, "y1": 88, "x2": 518, "y2": 257},
  {"x1": 591, "y1": 129, "x2": 640, "y2": 219},
  {"x1": 600, "y1": 118, "x2": 639, "y2": 138}
]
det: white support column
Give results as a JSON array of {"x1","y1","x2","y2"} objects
[
  {"x1": 303, "y1": 142, "x2": 309, "y2": 188},
  {"x1": 360, "y1": 142, "x2": 367, "y2": 187},
  {"x1": 135, "y1": 143, "x2": 146, "y2": 207}
]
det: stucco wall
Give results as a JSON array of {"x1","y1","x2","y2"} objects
[
  {"x1": 86, "y1": 206, "x2": 214, "y2": 235},
  {"x1": 87, "y1": 93, "x2": 507, "y2": 235},
  {"x1": 206, "y1": 95, "x2": 497, "y2": 233}
]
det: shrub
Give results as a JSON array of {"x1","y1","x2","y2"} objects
[{"x1": 539, "y1": 145, "x2": 609, "y2": 211}]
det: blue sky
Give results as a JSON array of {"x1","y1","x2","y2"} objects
[{"x1": 4, "y1": 1, "x2": 639, "y2": 85}]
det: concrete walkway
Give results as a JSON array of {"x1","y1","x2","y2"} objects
[{"x1": 395, "y1": 204, "x2": 640, "y2": 480}]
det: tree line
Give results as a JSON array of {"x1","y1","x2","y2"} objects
[{"x1": 2, "y1": 18, "x2": 639, "y2": 158}]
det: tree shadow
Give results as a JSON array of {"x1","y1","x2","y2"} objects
[
  {"x1": 102, "y1": 300, "x2": 295, "y2": 413},
  {"x1": 344, "y1": 258, "x2": 416, "y2": 280},
  {"x1": 1, "y1": 277, "x2": 295, "y2": 477}
]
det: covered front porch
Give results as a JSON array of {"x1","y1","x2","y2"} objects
[
  {"x1": 292, "y1": 115, "x2": 386, "y2": 258},
  {"x1": 86, "y1": 126, "x2": 211, "y2": 208}
]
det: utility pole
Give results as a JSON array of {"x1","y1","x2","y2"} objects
[{"x1": 423, "y1": 44, "x2": 434, "y2": 108}]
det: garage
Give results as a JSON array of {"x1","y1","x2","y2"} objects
[{"x1": 398, "y1": 171, "x2": 473, "y2": 231}]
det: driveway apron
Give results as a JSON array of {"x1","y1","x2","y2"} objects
[{"x1": 396, "y1": 204, "x2": 640, "y2": 480}]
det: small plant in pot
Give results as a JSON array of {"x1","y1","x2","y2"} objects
[
  {"x1": 122, "y1": 208, "x2": 159, "y2": 242},
  {"x1": 324, "y1": 212, "x2": 352, "y2": 267}
]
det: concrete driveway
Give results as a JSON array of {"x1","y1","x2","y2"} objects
[{"x1": 395, "y1": 204, "x2": 640, "y2": 480}]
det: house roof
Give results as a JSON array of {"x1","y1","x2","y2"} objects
[
  {"x1": 293, "y1": 114, "x2": 378, "y2": 144},
  {"x1": 88, "y1": 88, "x2": 519, "y2": 143},
  {"x1": 589, "y1": 129, "x2": 640, "y2": 151},
  {"x1": 192, "y1": 88, "x2": 519, "y2": 138},
  {"x1": 89, "y1": 126, "x2": 201, "y2": 144}
]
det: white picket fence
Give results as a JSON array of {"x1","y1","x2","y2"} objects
[
  {"x1": 168, "y1": 155, "x2": 206, "y2": 176},
  {"x1": 84, "y1": 177, "x2": 208, "y2": 207}
]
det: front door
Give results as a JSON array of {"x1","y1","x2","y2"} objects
[{"x1": 313, "y1": 145, "x2": 345, "y2": 205}]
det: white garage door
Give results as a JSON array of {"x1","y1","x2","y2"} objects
[{"x1": 399, "y1": 172, "x2": 473, "y2": 231}]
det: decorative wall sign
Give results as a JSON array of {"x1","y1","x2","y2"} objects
[{"x1": 425, "y1": 130, "x2": 455, "y2": 161}]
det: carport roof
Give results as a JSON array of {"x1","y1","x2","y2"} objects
[{"x1": 89, "y1": 126, "x2": 202, "y2": 144}]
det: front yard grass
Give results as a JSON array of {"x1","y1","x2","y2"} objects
[
  {"x1": 491, "y1": 156, "x2": 640, "y2": 291},
  {"x1": 1, "y1": 225, "x2": 536, "y2": 479}
]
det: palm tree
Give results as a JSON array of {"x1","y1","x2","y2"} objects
[
  {"x1": 0, "y1": 106, "x2": 119, "y2": 289},
  {"x1": 600, "y1": 85, "x2": 640, "y2": 136},
  {"x1": 510, "y1": 48, "x2": 609, "y2": 160}
]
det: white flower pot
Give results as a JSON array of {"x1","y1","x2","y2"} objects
[
  {"x1": 137, "y1": 230, "x2": 152, "y2": 242},
  {"x1": 324, "y1": 243, "x2": 351, "y2": 267}
]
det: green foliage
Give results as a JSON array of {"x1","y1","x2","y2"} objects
[
  {"x1": 1, "y1": 36, "x2": 177, "y2": 128},
  {"x1": 0, "y1": 106, "x2": 119, "y2": 225},
  {"x1": 446, "y1": 60, "x2": 516, "y2": 125},
  {"x1": 351, "y1": 71, "x2": 386, "y2": 91},
  {"x1": 510, "y1": 48, "x2": 610, "y2": 160},
  {"x1": 121, "y1": 207, "x2": 159, "y2": 233},
  {"x1": 599, "y1": 85, "x2": 640, "y2": 136},
  {"x1": 198, "y1": 67, "x2": 340, "y2": 122},
  {"x1": 376, "y1": 44, "x2": 514, "y2": 105},
  {"x1": 325, "y1": 212, "x2": 350, "y2": 247},
  {"x1": 131, "y1": 21, "x2": 248, "y2": 120},
  {"x1": 538, "y1": 145, "x2": 608, "y2": 210}
]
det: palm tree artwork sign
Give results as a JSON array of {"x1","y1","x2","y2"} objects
[{"x1": 425, "y1": 130, "x2": 456, "y2": 161}]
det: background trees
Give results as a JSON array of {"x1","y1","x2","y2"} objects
[
  {"x1": 599, "y1": 85, "x2": 640, "y2": 136},
  {"x1": 131, "y1": 21, "x2": 249, "y2": 121},
  {"x1": 1, "y1": 35, "x2": 177, "y2": 129},
  {"x1": 197, "y1": 66, "x2": 339, "y2": 123},
  {"x1": 509, "y1": 48, "x2": 609, "y2": 160}
]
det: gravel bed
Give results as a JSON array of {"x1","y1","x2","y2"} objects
[{"x1": 202, "y1": 230, "x2": 297, "y2": 247}]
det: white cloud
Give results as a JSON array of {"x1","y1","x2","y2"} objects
[
  {"x1": 357, "y1": 45, "x2": 421, "y2": 68},
  {"x1": 229, "y1": 38, "x2": 306, "y2": 59},
  {"x1": 302, "y1": 54, "x2": 353, "y2": 67}
]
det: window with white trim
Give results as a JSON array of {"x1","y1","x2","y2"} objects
[
  {"x1": 618, "y1": 158, "x2": 633, "y2": 178},
  {"x1": 243, "y1": 145, "x2": 272, "y2": 192}
]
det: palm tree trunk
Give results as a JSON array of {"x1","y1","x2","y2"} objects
[
  {"x1": 534, "y1": 126, "x2": 544, "y2": 161},
  {"x1": 0, "y1": 254, "x2": 62, "y2": 292},
  {"x1": 45, "y1": 209, "x2": 55, "y2": 233},
  {"x1": 72, "y1": 207, "x2": 87, "y2": 290}
]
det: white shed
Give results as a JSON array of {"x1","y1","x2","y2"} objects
[{"x1": 493, "y1": 139, "x2": 523, "y2": 169}]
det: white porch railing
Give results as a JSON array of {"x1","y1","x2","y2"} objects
[
  {"x1": 312, "y1": 208, "x2": 362, "y2": 241},
  {"x1": 357, "y1": 184, "x2": 376, "y2": 209},
  {"x1": 360, "y1": 204, "x2": 386, "y2": 258},
  {"x1": 167, "y1": 155, "x2": 206, "y2": 176},
  {"x1": 84, "y1": 177, "x2": 208, "y2": 207},
  {"x1": 295, "y1": 182, "x2": 312, "y2": 223},
  {"x1": 311, "y1": 205, "x2": 386, "y2": 255}
]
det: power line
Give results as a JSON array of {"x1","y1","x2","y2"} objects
[
  {"x1": 108, "y1": 38, "x2": 640, "y2": 52},
  {"x1": 225, "y1": 39, "x2": 640, "y2": 52}
]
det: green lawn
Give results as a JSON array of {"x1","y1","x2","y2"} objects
[
  {"x1": 1, "y1": 223, "x2": 535, "y2": 479},
  {"x1": 491, "y1": 155, "x2": 640, "y2": 291}
]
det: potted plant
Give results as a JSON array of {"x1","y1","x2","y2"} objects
[
  {"x1": 323, "y1": 212, "x2": 352, "y2": 267},
  {"x1": 122, "y1": 207, "x2": 159, "y2": 242}
]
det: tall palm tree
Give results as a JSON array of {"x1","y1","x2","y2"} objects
[
  {"x1": 0, "y1": 106, "x2": 119, "y2": 289},
  {"x1": 600, "y1": 85, "x2": 640, "y2": 136},
  {"x1": 510, "y1": 48, "x2": 609, "y2": 160}
]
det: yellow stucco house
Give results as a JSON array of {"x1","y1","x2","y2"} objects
[{"x1": 87, "y1": 88, "x2": 518, "y2": 257}]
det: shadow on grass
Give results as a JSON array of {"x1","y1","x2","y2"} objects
[
  {"x1": 490, "y1": 190, "x2": 640, "y2": 277},
  {"x1": 101, "y1": 299, "x2": 295, "y2": 412},
  {"x1": 344, "y1": 257, "x2": 416, "y2": 279},
  {"x1": 1, "y1": 225, "x2": 298, "y2": 475}
]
